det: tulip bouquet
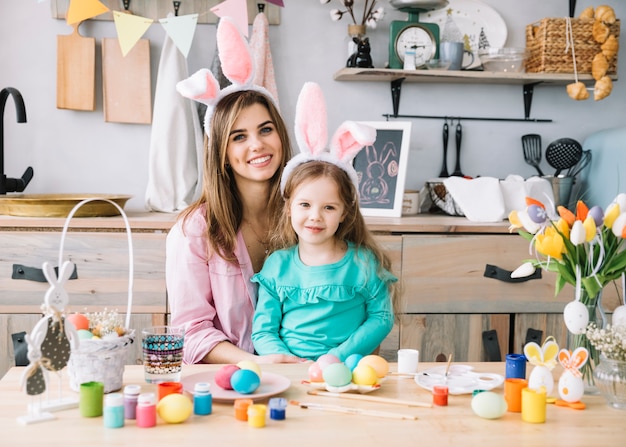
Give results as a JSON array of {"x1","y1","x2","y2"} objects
[{"x1": 509, "y1": 194, "x2": 626, "y2": 385}]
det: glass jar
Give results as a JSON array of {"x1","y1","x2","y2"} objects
[{"x1": 594, "y1": 356, "x2": 626, "y2": 410}]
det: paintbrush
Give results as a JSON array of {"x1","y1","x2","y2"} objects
[
  {"x1": 289, "y1": 400, "x2": 418, "y2": 420},
  {"x1": 444, "y1": 353, "x2": 453, "y2": 379},
  {"x1": 307, "y1": 390, "x2": 432, "y2": 408}
]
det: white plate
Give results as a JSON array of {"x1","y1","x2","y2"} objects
[
  {"x1": 415, "y1": 364, "x2": 504, "y2": 395},
  {"x1": 421, "y1": 0, "x2": 507, "y2": 70},
  {"x1": 181, "y1": 371, "x2": 291, "y2": 403},
  {"x1": 302, "y1": 379, "x2": 383, "y2": 394}
]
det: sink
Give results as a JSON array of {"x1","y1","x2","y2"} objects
[{"x1": 0, "y1": 194, "x2": 132, "y2": 217}]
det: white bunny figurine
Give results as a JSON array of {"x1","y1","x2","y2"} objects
[
  {"x1": 557, "y1": 347, "x2": 588, "y2": 404},
  {"x1": 524, "y1": 338, "x2": 559, "y2": 396}
]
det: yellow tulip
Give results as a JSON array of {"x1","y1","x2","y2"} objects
[
  {"x1": 555, "y1": 218, "x2": 570, "y2": 239},
  {"x1": 583, "y1": 216, "x2": 596, "y2": 242},
  {"x1": 605, "y1": 203, "x2": 620, "y2": 228},
  {"x1": 508, "y1": 210, "x2": 522, "y2": 232},
  {"x1": 535, "y1": 227, "x2": 564, "y2": 260}
]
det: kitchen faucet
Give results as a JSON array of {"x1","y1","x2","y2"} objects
[{"x1": 1, "y1": 87, "x2": 33, "y2": 194}]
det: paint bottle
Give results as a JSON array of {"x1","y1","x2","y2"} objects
[
  {"x1": 136, "y1": 392, "x2": 157, "y2": 428},
  {"x1": 193, "y1": 382, "x2": 212, "y2": 415},
  {"x1": 123, "y1": 384, "x2": 141, "y2": 419},
  {"x1": 103, "y1": 393, "x2": 125, "y2": 428}
]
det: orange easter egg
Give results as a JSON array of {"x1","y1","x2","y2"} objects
[{"x1": 66, "y1": 313, "x2": 90, "y2": 331}]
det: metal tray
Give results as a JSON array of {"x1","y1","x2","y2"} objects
[{"x1": 0, "y1": 194, "x2": 132, "y2": 217}]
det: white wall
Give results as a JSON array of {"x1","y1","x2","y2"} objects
[{"x1": 1, "y1": 1, "x2": 625, "y2": 211}]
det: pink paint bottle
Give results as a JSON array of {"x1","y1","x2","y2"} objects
[{"x1": 136, "y1": 392, "x2": 157, "y2": 428}]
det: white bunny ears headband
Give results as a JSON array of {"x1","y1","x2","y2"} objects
[
  {"x1": 281, "y1": 82, "x2": 377, "y2": 196},
  {"x1": 176, "y1": 17, "x2": 278, "y2": 136}
]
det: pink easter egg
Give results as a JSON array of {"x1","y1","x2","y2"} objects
[
  {"x1": 316, "y1": 353, "x2": 341, "y2": 371},
  {"x1": 214, "y1": 364, "x2": 240, "y2": 390}
]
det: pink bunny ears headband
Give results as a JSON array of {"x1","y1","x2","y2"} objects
[
  {"x1": 176, "y1": 17, "x2": 278, "y2": 136},
  {"x1": 281, "y1": 82, "x2": 377, "y2": 196}
]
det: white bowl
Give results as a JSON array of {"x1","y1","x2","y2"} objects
[
  {"x1": 479, "y1": 48, "x2": 529, "y2": 73},
  {"x1": 425, "y1": 59, "x2": 451, "y2": 70}
]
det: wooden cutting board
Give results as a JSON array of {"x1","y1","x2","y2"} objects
[
  {"x1": 56, "y1": 22, "x2": 96, "y2": 111},
  {"x1": 102, "y1": 37, "x2": 152, "y2": 124}
]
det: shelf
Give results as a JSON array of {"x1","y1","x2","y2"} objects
[{"x1": 333, "y1": 68, "x2": 617, "y2": 121}]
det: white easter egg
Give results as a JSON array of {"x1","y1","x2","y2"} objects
[
  {"x1": 471, "y1": 391, "x2": 507, "y2": 419},
  {"x1": 558, "y1": 370, "x2": 584, "y2": 403},
  {"x1": 563, "y1": 300, "x2": 589, "y2": 335},
  {"x1": 528, "y1": 365, "x2": 554, "y2": 396},
  {"x1": 612, "y1": 305, "x2": 626, "y2": 327}
]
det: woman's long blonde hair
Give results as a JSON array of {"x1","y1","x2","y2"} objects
[
  {"x1": 272, "y1": 161, "x2": 400, "y2": 311},
  {"x1": 179, "y1": 89, "x2": 292, "y2": 263}
]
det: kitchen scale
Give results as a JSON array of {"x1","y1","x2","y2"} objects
[{"x1": 388, "y1": 0, "x2": 449, "y2": 69}]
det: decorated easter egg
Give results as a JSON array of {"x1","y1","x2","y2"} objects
[
  {"x1": 358, "y1": 355, "x2": 389, "y2": 378},
  {"x1": 527, "y1": 204, "x2": 547, "y2": 224},
  {"x1": 215, "y1": 364, "x2": 240, "y2": 390},
  {"x1": 157, "y1": 393, "x2": 193, "y2": 423},
  {"x1": 322, "y1": 362, "x2": 352, "y2": 387},
  {"x1": 237, "y1": 360, "x2": 262, "y2": 378},
  {"x1": 588, "y1": 205, "x2": 604, "y2": 226},
  {"x1": 230, "y1": 369, "x2": 261, "y2": 394},
  {"x1": 528, "y1": 365, "x2": 555, "y2": 396},
  {"x1": 77, "y1": 329, "x2": 94, "y2": 340},
  {"x1": 66, "y1": 313, "x2": 90, "y2": 331},
  {"x1": 558, "y1": 370, "x2": 584, "y2": 403},
  {"x1": 563, "y1": 300, "x2": 589, "y2": 335},
  {"x1": 316, "y1": 353, "x2": 341, "y2": 370},
  {"x1": 344, "y1": 353, "x2": 363, "y2": 371},
  {"x1": 352, "y1": 364, "x2": 378, "y2": 386},
  {"x1": 471, "y1": 391, "x2": 507, "y2": 419},
  {"x1": 308, "y1": 362, "x2": 324, "y2": 382},
  {"x1": 612, "y1": 305, "x2": 626, "y2": 327}
]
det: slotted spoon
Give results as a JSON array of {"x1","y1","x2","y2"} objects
[
  {"x1": 545, "y1": 138, "x2": 583, "y2": 176},
  {"x1": 521, "y1": 134, "x2": 544, "y2": 177}
]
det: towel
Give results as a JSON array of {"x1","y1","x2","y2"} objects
[
  {"x1": 444, "y1": 176, "x2": 506, "y2": 222},
  {"x1": 145, "y1": 33, "x2": 204, "y2": 212},
  {"x1": 249, "y1": 11, "x2": 279, "y2": 108}
]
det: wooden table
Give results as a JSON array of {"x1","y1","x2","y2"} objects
[{"x1": 1, "y1": 362, "x2": 624, "y2": 446}]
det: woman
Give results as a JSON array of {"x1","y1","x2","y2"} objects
[{"x1": 166, "y1": 89, "x2": 302, "y2": 364}]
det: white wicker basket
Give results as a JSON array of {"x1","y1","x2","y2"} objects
[{"x1": 60, "y1": 198, "x2": 135, "y2": 393}]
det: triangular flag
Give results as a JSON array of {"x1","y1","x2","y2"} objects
[
  {"x1": 113, "y1": 11, "x2": 154, "y2": 57},
  {"x1": 210, "y1": 0, "x2": 249, "y2": 38},
  {"x1": 265, "y1": 0, "x2": 285, "y2": 6},
  {"x1": 159, "y1": 14, "x2": 198, "y2": 59},
  {"x1": 66, "y1": 0, "x2": 109, "y2": 25}
]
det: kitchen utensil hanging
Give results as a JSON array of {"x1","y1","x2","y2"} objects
[
  {"x1": 439, "y1": 121, "x2": 450, "y2": 177},
  {"x1": 56, "y1": 20, "x2": 95, "y2": 111},
  {"x1": 451, "y1": 121, "x2": 464, "y2": 177},
  {"x1": 567, "y1": 149, "x2": 591, "y2": 178},
  {"x1": 521, "y1": 134, "x2": 544, "y2": 177},
  {"x1": 545, "y1": 138, "x2": 583, "y2": 176}
]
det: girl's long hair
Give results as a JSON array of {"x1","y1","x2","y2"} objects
[{"x1": 179, "y1": 90, "x2": 292, "y2": 263}]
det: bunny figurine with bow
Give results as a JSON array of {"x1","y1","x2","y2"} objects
[
  {"x1": 524, "y1": 337, "x2": 559, "y2": 396},
  {"x1": 556, "y1": 347, "x2": 589, "y2": 409}
]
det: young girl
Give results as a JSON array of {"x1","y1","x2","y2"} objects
[{"x1": 251, "y1": 82, "x2": 398, "y2": 361}]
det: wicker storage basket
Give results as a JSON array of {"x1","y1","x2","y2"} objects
[
  {"x1": 60, "y1": 198, "x2": 136, "y2": 393},
  {"x1": 525, "y1": 18, "x2": 620, "y2": 74}
]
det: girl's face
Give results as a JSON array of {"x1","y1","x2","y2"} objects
[
  {"x1": 226, "y1": 103, "x2": 283, "y2": 186},
  {"x1": 289, "y1": 176, "x2": 346, "y2": 248}
]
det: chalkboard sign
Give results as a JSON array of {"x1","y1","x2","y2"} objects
[{"x1": 354, "y1": 121, "x2": 411, "y2": 217}]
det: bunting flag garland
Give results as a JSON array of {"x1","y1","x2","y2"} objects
[
  {"x1": 113, "y1": 11, "x2": 154, "y2": 57},
  {"x1": 159, "y1": 13, "x2": 199, "y2": 59},
  {"x1": 210, "y1": 0, "x2": 249, "y2": 37},
  {"x1": 265, "y1": 0, "x2": 285, "y2": 6},
  {"x1": 66, "y1": 0, "x2": 109, "y2": 25}
]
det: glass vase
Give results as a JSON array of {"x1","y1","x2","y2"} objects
[
  {"x1": 594, "y1": 356, "x2": 626, "y2": 409},
  {"x1": 567, "y1": 289, "x2": 606, "y2": 394}
]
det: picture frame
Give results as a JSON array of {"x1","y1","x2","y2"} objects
[{"x1": 353, "y1": 121, "x2": 412, "y2": 217}]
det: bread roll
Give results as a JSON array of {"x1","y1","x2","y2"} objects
[
  {"x1": 594, "y1": 76, "x2": 613, "y2": 100},
  {"x1": 566, "y1": 82, "x2": 590, "y2": 101},
  {"x1": 579, "y1": 7, "x2": 594, "y2": 19},
  {"x1": 601, "y1": 35, "x2": 619, "y2": 61},
  {"x1": 592, "y1": 53, "x2": 609, "y2": 80},
  {"x1": 595, "y1": 5, "x2": 616, "y2": 24},
  {"x1": 592, "y1": 20, "x2": 610, "y2": 43}
]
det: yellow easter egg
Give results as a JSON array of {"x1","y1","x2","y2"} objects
[
  {"x1": 352, "y1": 364, "x2": 378, "y2": 386},
  {"x1": 156, "y1": 393, "x2": 193, "y2": 424},
  {"x1": 358, "y1": 355, "x2": 389, "y2": 378},
  {"x1": 236, "y1": 360, "x2": 262, "y2": 378}
]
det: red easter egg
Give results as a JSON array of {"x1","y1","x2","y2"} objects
[
  {"x1": 214, "y1": 364, "x2": 240, "y2": 390},
  {"x1": 66, "y1": 313, "x2": 90, "y2": 331},
  {"x1": 316, "y1": 353, "x2": 341, "y2": 371}
]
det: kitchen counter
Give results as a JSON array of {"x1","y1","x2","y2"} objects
[
  {"x1": 0, "y1": 211, "x2": 511, "y2": 234},
  {"x1": 1, "y1": 362, "x2": 623, "y2": 447}
]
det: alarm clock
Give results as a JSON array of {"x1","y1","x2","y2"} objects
[{"x1": 388, "y1": 6, "x2": 442, "y2": 69}]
